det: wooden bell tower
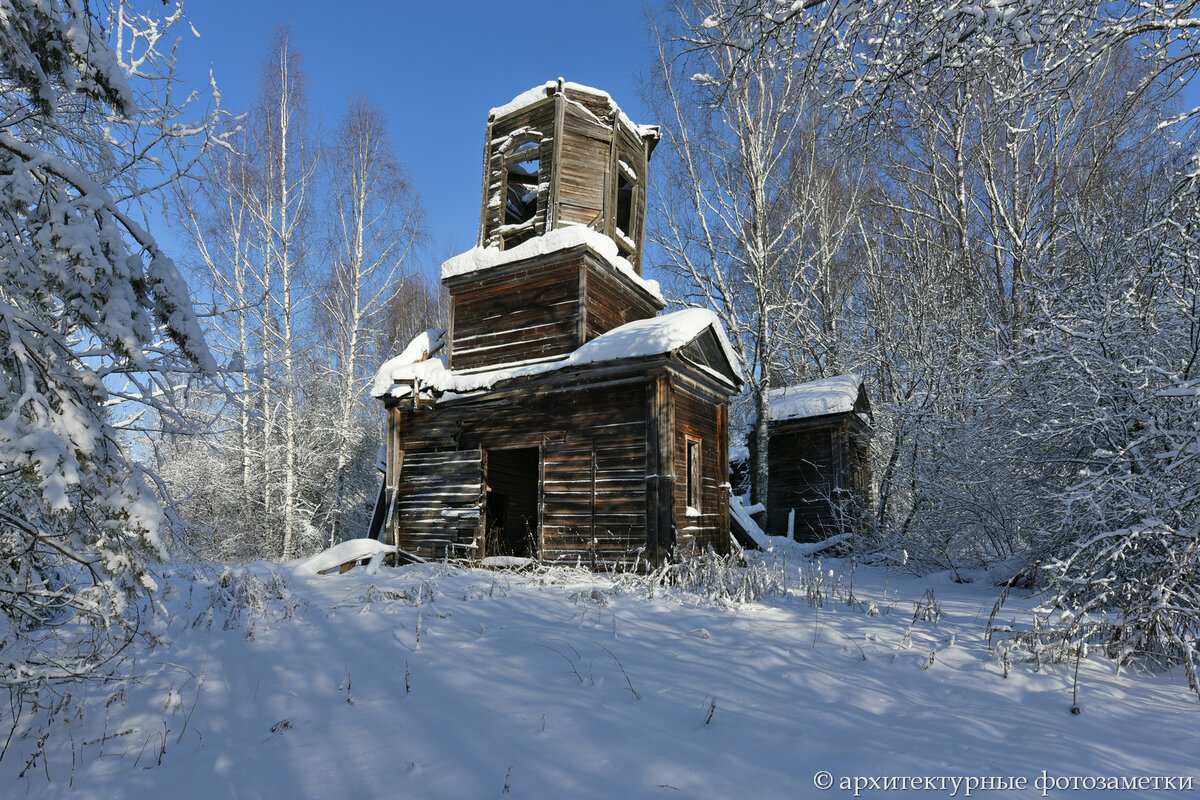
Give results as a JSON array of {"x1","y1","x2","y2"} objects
[
  {"x1": 477, "y1": 79, "x2": 660, "y2": 271},
  {"x1": 444, "y1": 81, "x2": 665, "y2": 373}
]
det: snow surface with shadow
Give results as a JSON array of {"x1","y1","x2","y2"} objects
[{"x1": 4, "y1": 550, "x2": 1197, "y2": 799}]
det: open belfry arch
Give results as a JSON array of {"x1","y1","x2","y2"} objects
[
  {"x1": 480, "y1": 79, "x2": 652, "y2": 260},
  {"x1": 370, "y1": 81, "x2": 743, "y2": 567}
]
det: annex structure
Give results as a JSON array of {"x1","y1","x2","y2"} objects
[{"x1": 750, "y1": 375, "x2": 873, "y2": 542}]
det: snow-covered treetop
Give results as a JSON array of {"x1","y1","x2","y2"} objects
[
  {"x1": 371, "y1": 308, "x2": 741, "y2": 400},
  {"x1": 767, "y1": 374, "x2": 865, "y2": 422},
  {"x1": 489, "y1": 79, "x2": 660, "y2": 142},
  {"x1": 441, "y1": 224, "x2": 664, "y2": 304}
]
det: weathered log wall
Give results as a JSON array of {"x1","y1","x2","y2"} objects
[
  {"x1": 388, "y1": 448, "x2": 484, "y2": 557},
  {"x1": 388, "y1": 379, "x2": 649, "y2": 565},
  {"x1": 449, "y1": 256, "x2": 583, "y2": 371},
  {"x1": 673, "y1": 382, "x2": 729, "y2": 554},
  {"x1": 582, "y1": 259, "x2": 659, "y2": 342},
  {"x1": 760, "y1": 411, "x2": 872, "y2": 542},
  {"x1": 446, "y1": 248, "x2": 660, "y2": 372},
  {"x1": 557, "y1": 99, "x2": 610, "y2": 230},
  {"x1": 385, "y1": 364, "x2": 733, "y2": 566}
]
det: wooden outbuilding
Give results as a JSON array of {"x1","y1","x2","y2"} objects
[
  {"x1": 370, "y1": 82, "x2": 742, "y2": 567},
  {"x1": 751, "y1": 375, "x2": 873, "y2": 543}
]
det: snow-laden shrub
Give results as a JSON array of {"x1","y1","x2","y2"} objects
[
  {"x1": 634, "y1": 547, "x2": 789, "y2": 606},
  {"x1": 990, "y1": 222, "x2": 1200, "y2": 696},
  {"x1": 190, "y1": 567, "x2": 300, "y2": 636},
  {"x1": 0, "y1": 0, "x2": 226, "y2": 764}
]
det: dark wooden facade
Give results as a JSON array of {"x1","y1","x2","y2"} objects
[
  {"x1": 375, "y1": 83, "x2": 739, "y2": 567},
  {"x1": 445, "y1": 244, "x2": 662, "y2": 372},
  {"x1": 752, "y1": 378, "x2": 872, "y2": 543},
  {"x1": 382, "y1": 355, "x2": 734, "y2": 566}
]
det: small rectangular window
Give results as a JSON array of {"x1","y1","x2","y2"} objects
[{"x1": 686, "y1": 439, "x2": 702, "y2": 512}]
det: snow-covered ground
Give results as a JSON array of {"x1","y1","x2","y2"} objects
[{"x1": 4, "y1": 546, "x2": 1197, "y2": 799}]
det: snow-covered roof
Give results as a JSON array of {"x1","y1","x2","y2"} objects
[
  {"x1": 371, "y1": 308, "x2": 741, "y2": 401},
  {"x1": 767, "y1": 374, "x2": 864, "y2": 423},
  {"x1": 489, "y1": 80, "x2": 661, "y2": 142},
  {"x1": 441, "y1": 225, "x2": 664, "y2": 304},
  {"x1": 370, "y1": 328, "x2": 448, "y2": 398}
]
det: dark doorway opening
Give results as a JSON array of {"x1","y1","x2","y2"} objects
[{"x1": 484, "y1": 447, "x2": 540, "y2": 558}]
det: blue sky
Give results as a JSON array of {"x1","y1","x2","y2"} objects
[
  {"x1": 169, "y1": 0, "x2": 666, "y2": 282},
  {"x1": 163, "y1": 2, "x2": 1200, "y2": 289}
]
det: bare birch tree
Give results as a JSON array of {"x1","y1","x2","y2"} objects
[
  {"x1": 168, "y1": 34, "x2": 440, "y2": 558},
  {"x1": 647, "y1": 7, "x2": 865, "y2": 510},
  {"x1": 251, "y1": 28, "x2": 316, "y2": 560},
  {"x1": 169, "y1": 27, "x2": 319, "y2": 560},
  {"x1": 317, "y1": 95, "x2": 424, "y2": 545}
]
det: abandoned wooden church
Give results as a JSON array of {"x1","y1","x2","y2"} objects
[{"x1": 370, "y1": 81, "x2": 743, "y2": 566}]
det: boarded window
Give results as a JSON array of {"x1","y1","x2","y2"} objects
[{"x1": 686, "y1": 438, "x2": 701, "y2": 511}]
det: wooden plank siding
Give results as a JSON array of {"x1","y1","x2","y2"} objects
[
  {"x1": 764, "y1": 425, "x2": 833, "y2": 541},
  {"x1": 751, "y1": 384, "x2": 873, "y2": 543},
  {"x1": 448, "y1": 258, "x2": 583, "y2": 371},
  {"x1": 644, "y1": 371, "x2": 675, "y2": 564},
  {"x1": 388, "y1": 378, "x2": 652, "y2": 568},
  {"x1": 389, "y1": 449, "x2": 485, "y2": 559},
  {"x1": 446, "y1": 248, "x2": 662, "y2": 373},
  {"x1": 673, "y1": 383, "x2": 727, "y2": 554},
  {"x1": 582, "y1": 259, "x2": 660, "y2": 342},
  {"x1": 760, "y1": 414, "x2": 872, "y2": 542},
  {"x1": 556, "y1": 103, "x2": 611, "y2": 229},
  {"x1": 385, "y1": 362, "x2": 735, "y2": 567},
  {"x1": 541, "y1": 430, "x2": 648, "y2": 567}
]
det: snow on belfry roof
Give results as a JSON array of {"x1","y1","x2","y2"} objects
[
  {"x1": 370, "y1": 308, "x2": 741, "y2": 401},
  {"x1": 488, "y1": 80, "x2": 661, "y2": 141},
  {"x1": 440, "y1": 225, "x2": 664, "y2": 304},
  {"x1": 489, "y1": 81, "x2": 558, "y2": 118},
  {"x1": 767, "y1": 374, "x2": 864, "y2": 422}
]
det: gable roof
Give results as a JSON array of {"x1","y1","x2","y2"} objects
[
  {"x1": 371, "y1": 308, "x2": 743, "y2": 401},
  {"x1": 767, "y1": 374, "x2": 866, "y2": 423},
  {"x1": 680, "y1": 327, "x2": 742, "y2": 388}
]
